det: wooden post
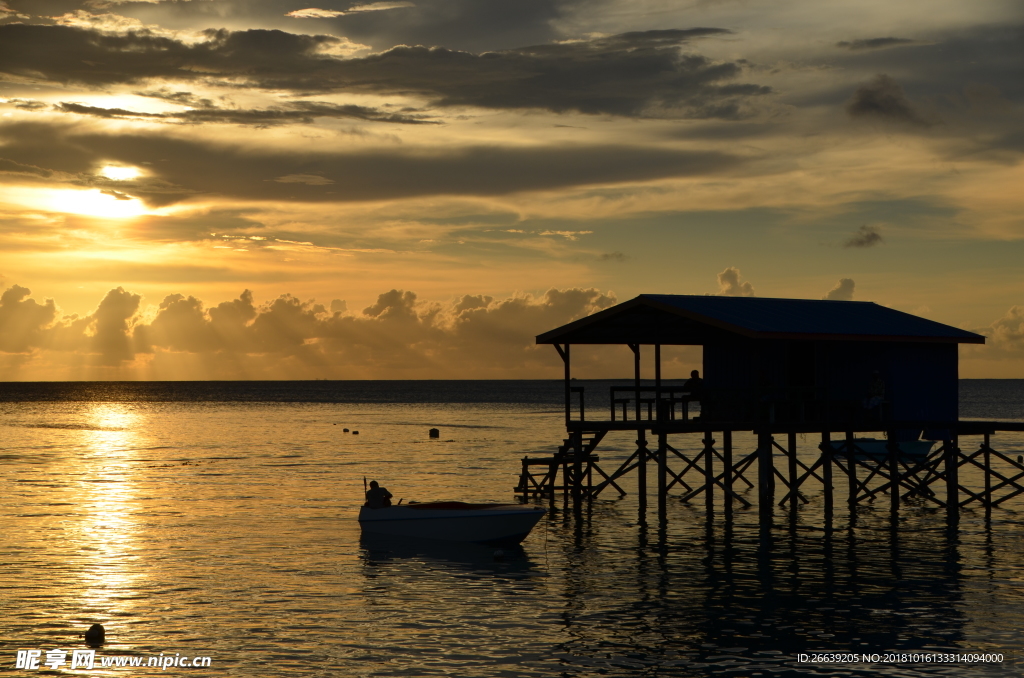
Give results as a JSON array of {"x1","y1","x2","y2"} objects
[
  {"x1": 554, "y1": 343, "x2": 570, "y2": 426},
  {"x1": 655, "y1": 344, "x2": 662, "y2": 420},
  {"x1": 945, "y1": 435, "x2": 959, "y2": 524},
  {"x1": 787, "y1": 431, "x2": 797, "y2": 510},
  {"x1": 637, "y1": 429, "x2": 647, "y2": 522},
  {"x1": 723, "y1": 430, "x2": 734, "y2": 518},
  {"x1": 658, "y1": 433, "x2": 668, "y2": 518},
  {"x1": 984, "y1": 432, "x2": 992, "y2": 518},
  {"x1": 887, "y1": 431, "x2": 899, "y2": 517},
  {"x1": 705, "y1": 432, "x2": 715, "y2": 514},
  {"x1": 631, "y1": 343, "x2": 641, "y2": 422},
  {"x1": 846, "y1": 430, "x2": 856, "y2": 508},
  {"x1": 572, "y1": 430, "x2": 583, "y2": 503},
  {"x1": 758, "y1": 430, "x2": 773, "y2": 515},
  {"x1": 821, "y1": 431, "x2": 833, "y2": 518}
]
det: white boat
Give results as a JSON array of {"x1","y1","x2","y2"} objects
[{"x1": 358, "y1": 501, "x2": 546, "y2": 545}]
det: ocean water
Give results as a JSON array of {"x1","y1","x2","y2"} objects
[{"x1": 2, "y1": 380, "x2": 1023, "y2": 676}]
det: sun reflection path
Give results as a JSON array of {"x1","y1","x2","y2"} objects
[{"x1": 73, "y1": 404, "x2": 147, "y2": 622}]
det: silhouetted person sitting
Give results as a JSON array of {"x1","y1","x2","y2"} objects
[
  {"x1": 364, "y1": 480, "x2": 393, "y2": 509},
  {"x1": 682, "y1": 370, "x2": 703, "y2": 400}
]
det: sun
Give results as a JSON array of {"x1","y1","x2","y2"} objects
[
  {"x1": 100, "y1": 165, "x2": 143, "y2": 181},
  {"x1": 47, "y1": 188, "x2": 149, "y2": 218}
]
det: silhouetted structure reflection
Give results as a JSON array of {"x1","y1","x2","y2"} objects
[{"x1": 544, "y1": 504, "x2": 973, "y2": 675}]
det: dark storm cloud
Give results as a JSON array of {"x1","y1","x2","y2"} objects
[
  {"x1": 54, "y1": 100, "x2": 433, "y2": 126},
  {"x1": 843, "y1": 225, "x2": 883, "y2": 248},
  {"x1": 840, "y1": 25, "x2": 1024, "y2": 99},
  {"x1": 289, "y1": 0, "x2": 565, "y2": 52},
  {"x1": 0, "y1": 121, "x2": 743, "y2": 205},
  {"x1": 836, "y1": 37, "x2": 916, "y2": 51},
  {"x1": 846, "y1": 74, "x2": 933, "y2": 127},
  {"x1": 0, "y1": 23, "x2": 767, "y2": 119},
  {"x1": 0, "y1": 24, "x2": 344, "y2": 87},
  {"x1": 1, "y1": 0, "x2": 565, "y2": 53}
]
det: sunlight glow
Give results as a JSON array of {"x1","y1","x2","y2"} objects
[
  {"x1": 46, "y1": 188, "x2": 149, "y2": 218},
  {"x1": 74, "y1": 403, "x2": 146, "y2": 609},
  {"x1": 101, "y1": 165, "x2": 142, "y2": 181}
]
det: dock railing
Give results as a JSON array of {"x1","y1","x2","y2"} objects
[{"x1": 566, "y1": 384, "x2": 854, "y2": 427}]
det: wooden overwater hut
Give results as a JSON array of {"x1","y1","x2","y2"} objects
[{"x1": 516, "y1": 294, "x2": 1024, "y2": 523}]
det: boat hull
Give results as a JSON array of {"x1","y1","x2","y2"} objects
[{"x1": 358, "y1": 504, "x2": 545, "y2": 546}]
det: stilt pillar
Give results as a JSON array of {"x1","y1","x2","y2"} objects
[
  {"x1": 757, "y1": 431, "x2": 774, "y2": 515},
  {"x1": 787, "y1": 431, "x2": 798, "y2": 510},
  {"x1": 657, "y1": 432, "x2": 667, "y2": 519},
  {"x1": 637, "y1": 429, "x2": 647, "y2": 522},
  {"x1": 887, "y1": 431, "x2": 899, "y2": 517},
  {"x1": 984, "y1": 433, "x2": 992, "y2": 518},
  {"x1": 821, "y1": 431, "x2": 833, "y2": 520},
  {"x1": 846, "y1": 430, "x2": 856, "y2": 508},
  {"x1": 945, "y1": 435, "x2": 959, "y2": 524},
  {"x1": 723, "y1": 430, "x2": 734, "y2": 519},
  {"x1": 704, "y1": 432, "x2": 715, "y2": 514}
]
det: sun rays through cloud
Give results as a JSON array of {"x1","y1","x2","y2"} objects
[{"x1": 0, "y1": 0, "x2": 1021, "y2": 377}]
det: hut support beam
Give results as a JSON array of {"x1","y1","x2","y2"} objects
[
  {"x1": 723, "y1": 430, "x2": 734, "y2": 517},
  {"x1": 820, "y1": 432, "x2": 834, "y2": 518},
  {"x1": 946, "y1": 436, "x2": 959, "y2": 523},
  {"x1": 757, "y1": 431, "x2": 775, "y2": 514}
]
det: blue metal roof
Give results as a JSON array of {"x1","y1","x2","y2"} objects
[{"x1": 537, "y1": 294, "x2": 985, "y2": 344}]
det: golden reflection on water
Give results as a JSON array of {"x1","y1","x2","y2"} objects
[{"x1": 73, "y1": 404, "x2": 145, "y2": 618}]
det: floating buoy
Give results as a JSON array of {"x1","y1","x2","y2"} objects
[
  {"x1": 84, "y1": 623, "x2": 105, "y2": 646},
  {"x1": 429, "y1": 428, "x2": 440, "y2": 438},
  {"x1": 352, "y1": 431, "x2": 359, "y2": 435},
  {"x1": 343, "y1": 428, "x2": 349, "y2": 432}
]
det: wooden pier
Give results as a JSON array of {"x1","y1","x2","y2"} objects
[{"x1": 516, "y1": 295, "x2": 1024, "y2": 524}]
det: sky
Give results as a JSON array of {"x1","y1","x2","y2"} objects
[{"x1": 0, "y1": 0, "x2": 1022, "y2": 380}]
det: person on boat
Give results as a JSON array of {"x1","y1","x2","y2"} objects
[{"x1": 364, "y1": 480, "x2": 393, "y2": 509}]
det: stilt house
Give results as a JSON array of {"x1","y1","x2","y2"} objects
[{"x1": 537, "y1": 294, "x2": 985, "y2": 432}]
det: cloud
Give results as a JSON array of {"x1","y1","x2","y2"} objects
[
  {"x1": 538, "y1": 230, "x2": 592, "y2": 240},
  {"x1": 716, "y1": 267, "x2": 754, "y2": 297},
  {"x1": 0, "y1": 24, "x2": 767, "y2": 119},
  {"x1": 272, "y1": 174, "x2": 335, "y2": 185},
  {"x1": 0, "y1": 285, "x2": 57, "y2": 353},
  {"x1": 0, "y1": 283, "x2": 621, "y2": 378},
  {"x1": 843, "y1": 224, "x2": 883, "y2": 248},
  {"x1": 845, "y1": 74, "x2": 933, "y2": 127},
  {"x1": 836, "y1": 37, "x2": 916, "y2": 51},
  {"x1": 0, "y1": 121, "x2": 742, "y2": 206},
  {"x1": 287, "y1": 3, "x2": 414, "y2": 19},
  {"x1": 0, "y1": 157, "x2": 52, "y2": 177},
  {"x1": 52, "y1": 100, "x2": 433, "y2": 126},
  {"x1": 980, "y1": 306, "x2": 1024, "y2": 355},
  {"x1": 824, "y1": 278, "x2": 855, "y2": 301},
  {"x1": 90, "y1": 287, "x2": 142, "y2": 363}
]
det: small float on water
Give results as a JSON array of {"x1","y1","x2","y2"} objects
[
  {"x1": 358, "y1": 502, "x2": 545, "y2": 546},
  {"x1": 839, "y1": 438, "x2": 935, "y2": 458}
]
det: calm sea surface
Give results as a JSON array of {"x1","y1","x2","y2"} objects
[{"x1": 2, "y1": 380, "x2": 1024, "y2": 676}]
